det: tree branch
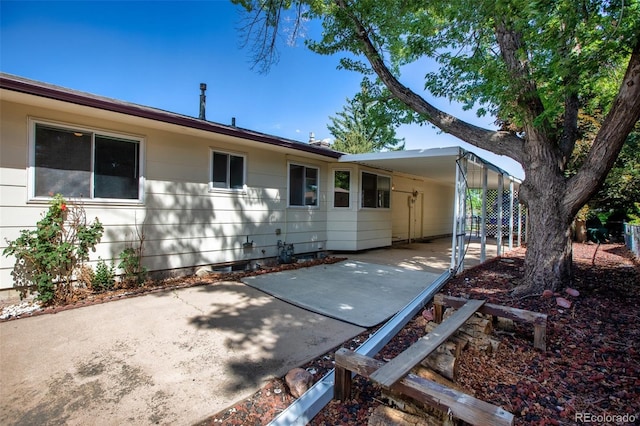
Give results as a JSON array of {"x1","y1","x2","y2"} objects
[
  {"x1": 335, "y1": 0, "x2": 524, "y2": 164},
  {"x1": 563, "y1": 39, "x2": 640, "y2": 216}
]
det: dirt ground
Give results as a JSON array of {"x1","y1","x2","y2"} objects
[{"x1": 203, "y1": 242, "x2": 640, "y2": 426}]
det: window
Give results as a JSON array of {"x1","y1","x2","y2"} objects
[
  {"x1": 32, "y1": 122, "x2": 142, "y2": 200},
  {"x1": 362, "y1": 172, "x2": 390, "y2": 208},
  {"x1": 289, "y1": 163, "x2": 318, "y2": 206},
  {"x1": 334, "y1": 170, "x2": 350, "y2": 208},
  {"x1": 210, "y1": 150, "x2": 246, "y2": 190}
]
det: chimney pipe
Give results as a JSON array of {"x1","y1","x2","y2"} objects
[
  {"x1": 199, "y1": 83, "x2": 207, "y2": 120},
  {"x1": 231, "y1": 117, "x2": 236, "y2": 127}
]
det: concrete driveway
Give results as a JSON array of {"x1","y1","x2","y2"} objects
[{"x1": 0, "y1": 281, "x2": 364, "y2": 425}]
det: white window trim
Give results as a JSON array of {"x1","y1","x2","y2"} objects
[
  {"x1": 208, "y1": 148, "x2": 248, "y2": 193},
  {"x1": 27, "y1": 117, "x2": 145, "y2": 204},
  {"x1": 360, "y1": 170, "x2": 392, "y2": 210},
  {"x1": 332, "y1": 168, "x2": 352, "y2": 209},
  {"x1": 287, "y1": 161, "x2": 320, "y2": 208}
]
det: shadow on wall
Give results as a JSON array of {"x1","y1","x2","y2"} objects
[{"x1": 104, "y1": 181, "x2": 283, "y2": 280}]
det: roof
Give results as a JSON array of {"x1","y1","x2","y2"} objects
[
  {"x1": 0, "y1": 73, "x2": 342, "y2": 159},
  {"x1": 340, "y1": 148, "x2": 521, "y2": 190}
]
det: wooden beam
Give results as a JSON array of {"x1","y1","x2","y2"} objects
[
  {"x1": 335, "y1": 348, "x2": 514, "y2": 426},
  {"x1": 370, "y1": 299, "x2": 486, "y2": 387},
  {"x1": 433, "y1": 294, "x2": 547, "y2": 350},
  {"x1": 334, "y1": 365, "x2": 352, "y2": 401}
]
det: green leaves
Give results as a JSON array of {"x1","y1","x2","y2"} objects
[
  {"x1": 328, "y1": 77, "x2": 405, "y2": 153},
  {"x1": 2, "y1": 195, "x2": 104, "y2": 305}
]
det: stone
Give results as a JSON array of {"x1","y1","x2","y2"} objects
[
  {"x1": 565, "y1": 287, "x2": 580, "y2": 297},
  {"x1": 422, "y1": 308, "x2": 434, "y2": 321},
  {"x1": 542, "y1": 289, "x2": 554, "y2": 298},
  {"x1": 556, "y1": 297, "x2": 572, "y2": 309},
  {"x1": 194, "y1": 267, "x2": 212, "y2": 278},
  {"x1": 285, "y1": 367, "x2": 314, "y2": 398}
]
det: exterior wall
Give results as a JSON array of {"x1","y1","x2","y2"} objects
[
  {"x1": 326, "y1": 165, "x2": 358, "y2": 250},
  {"x1": 326, "y1": 165, "x2": 393, "y2": 251},
  {"x1": 421, "y1": 180, "x2": 455, "y2": 237},
  {"x1": 0, "y1": 99, "x2": 329, "y2": 293},
  {"x1": 391, "y1": 174, "x2": 455, "y2": 242}
]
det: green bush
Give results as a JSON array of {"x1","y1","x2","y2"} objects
[
  {"x1": 93, "y1": 258, "x2": 115, "y2": 292},
  {"x1": 2, "y1": 194, "x2": 103, "y2": 305},
  {"x1": 118, "y1": 247, "x2": 147, "y2": 288}
]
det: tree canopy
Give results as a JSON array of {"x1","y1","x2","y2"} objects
[
  {"x1": 234, "y1": 0, "x2": 640, "y2": 295},
  {"x1": 328, "y1": 78, "x2": 405, "y2": 153}
]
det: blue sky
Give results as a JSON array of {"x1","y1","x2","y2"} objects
[{"x1": 1, "y1": 0, "x2": 523, "y2": 178}]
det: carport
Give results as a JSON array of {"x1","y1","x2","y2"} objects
[{"x1": 339, "y1": 146, "x2": 526, "y2": 272}]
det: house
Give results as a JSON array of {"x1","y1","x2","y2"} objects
[{"x1": 0, "y1": 73, "x2": 523, "y2": 300}]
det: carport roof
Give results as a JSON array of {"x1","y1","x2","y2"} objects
[{"x1": 339, "y1": 146, "x2": 521, "y2": 190}]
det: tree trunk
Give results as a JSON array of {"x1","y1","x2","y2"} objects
[{"x1": 516, "y1": 173, "x2": 574, "y2": 295}]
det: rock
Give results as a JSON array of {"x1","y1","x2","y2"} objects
[
  {"x1": 285, "y1": 367, "x2": 314, "y2": 398},
  {"x1": 565, "y1": 287, "x2": 580, "y2": 297},
  {"x1": 556, "y1": 297, "x2": 572, "y2": 309},
  {"x1": 422, "y1": 308, "x2": 434, "y2": 321},
  {"x1": 542, "y1": 289, "x2": 554, "y2": 298},
  {"x1": 195, "y1": 266, "x2": 212, "y2": 277}
]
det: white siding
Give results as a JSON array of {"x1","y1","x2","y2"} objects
[{"x1": 0, "y1": 99, "x2": 328, "y2": 291}]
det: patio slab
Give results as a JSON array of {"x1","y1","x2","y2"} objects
[
  {"x1": 0, "y1": 282, "x2": 364, "y2": 425},
  {"x1": 242, "y1": 260, "x2": 442, "y2": 327}
]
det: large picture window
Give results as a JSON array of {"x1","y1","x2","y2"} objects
[
  {"x1": 334, "y1": 170, "x2": 350, "y2": 208},
  {"x1": 32, "y1": 122, "x2": 142, "y2": 201},
  {"x1": 289, "y1": 163, "x2": 318, "y2": 207},
  {"x1": 210, "y1": 150, "x2": 246, "y2": 190},
  {"x1": 361, "y1": 172, "x2": 390, "y2": 208}
]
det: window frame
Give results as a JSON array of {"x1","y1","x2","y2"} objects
[
  {"x1": 332, "y1": 169, "x2": 352, "y2": 209},
  {"x1": 28, "y1": 118, "x2": 145, "y2": 204},
  {"x1": 208, "y1": 148, "x2": 247, "y2": 193},
  {"x1": 360, "y1": 171, "x2": 391, "y2": 209},
  {"x1": 288, "y1": 162, "x2": 320, "y2": 208}
]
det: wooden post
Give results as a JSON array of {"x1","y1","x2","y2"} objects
[
  {"x1": 433, "y1": 302, "x2": 443, "y2": 324},
  {"x1": 534, "y1": 323, "x2": 546, "y2": 351},
  {"x1": 334, "y1": 365, "x2": 352, "y2": 401}
]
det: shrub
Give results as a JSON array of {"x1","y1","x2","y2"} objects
[
  {"x1": 2, "y1": 194, "x2": 103, "y2": 305},
  {"x1": 93, "y1": 258, "x2": 115, "y2": 292},
  {"x1": 118, "y1": 247, "x2": 147, "y2": 288}
]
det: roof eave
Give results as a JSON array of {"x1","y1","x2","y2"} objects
[{"x1": 0, "y1": 73, "x2": 342, "y2": 159}]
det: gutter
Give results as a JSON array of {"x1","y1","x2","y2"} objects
[{"x1": 268, "y1": 270, "x2": 453, "y2": 425}]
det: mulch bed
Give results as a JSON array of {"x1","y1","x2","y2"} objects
[{"x1": 201, "y1": 242, "x2": 640, "y2": 425}]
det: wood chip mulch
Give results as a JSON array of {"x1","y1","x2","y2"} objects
[{"x1": 201, "y1": 242, "x2": 640, "y2": 426}]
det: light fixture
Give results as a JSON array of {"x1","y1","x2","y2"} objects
[{"x1": 73, "y1": 132, "x2": 83, "y2": 137}]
